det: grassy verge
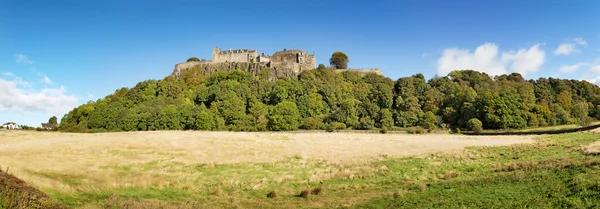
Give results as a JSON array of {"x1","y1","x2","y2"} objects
[
  {"x1": 356, "y1": 133, "x2": 600, "y2": 208},
  {"x1": 36, "y1": 132, "x2": 600, "y2": 208},
  {"x1": 0, "y1": 169, "x2": 67, "y2": 209}
]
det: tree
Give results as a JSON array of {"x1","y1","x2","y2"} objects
[
  {"x1": 268, "y1": 101, "x2": 301, "y2": 131},
  {"x1": 48, "y1": 116, "x2": 58, "y2": 130},
  {"x1": 48, "y1": 116, "x2": 58, "y2": 126},
  {"x1": 329, "y1": 51, "x2": 349, "y2": 69},
  {"x1": 467, "y1": 118, "x2": 483, "y2": 133},
  {"x1": 317, "y1": 64, "x2": 327, "y2": 71},
  {"x1": 187, "y1": 57, "x2": 200, "y2": 62}
]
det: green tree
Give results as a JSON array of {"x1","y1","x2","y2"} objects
[
  {"x1": 419, "y1": 111, "x2": 437, "y2": 131},
  {"x1": 329, "y1": 51, "x2": 349, "y2": 69},
  {"x1": 317, "y1": 64, "x2": 327, "y2": 71},
  {"x1": 378, "y1": 108, "x2": 394, "y2": 129},
  {"x1": 467, "y1": 118, "x2": 483, "y2": 133},
  {"x1": 268, "y1": 101, "x2": 301, "y2": 131},
  {"x1": 187, "y1": 57, "x2": 200, "y2": 62}
]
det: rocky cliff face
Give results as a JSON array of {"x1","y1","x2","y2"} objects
[{"x1": 170, "y1": 61, "x2": 298, "y2": 80}]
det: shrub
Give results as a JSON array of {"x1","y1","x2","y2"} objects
[
  {"x1": 467, "y1": 118, "x2": 483, "y2": 133},
  {"x1": 407, "y1": 126, "x2": 425, "y2": 134},
  {"x1": 301, "y1": 117, "x2": 319, "y2": 130},
  {"x1": 187, "y1": 57, "x2": 200, "y2": 62},
  {"x1": 311, "y1": 187, "x2": 323, "y2": 195},
  {"x1": 0, "y1": 170, "x2": 67, "y2": 208},
  {"x1": 327, "y1": 122, "x2": 346, "y2": 132},
  {"x1": 267, "y1": 191, "x2": 277, "y2": 198},
  {"x1": 380, "y1": 127, "x2": 388, "y2": 134},
  {"x1": 299, "y1": 189, "x2": 310, "y2": 198}
]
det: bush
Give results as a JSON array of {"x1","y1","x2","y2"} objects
[
  {"x1": 267, "y1": 191, "x2": 277, "y2": 198},
  {"x1": 467, "y1": 118, "x2": 483, "y2": 133},
  {"x1": 327, "y1": 122, "x2": 346, "y2": 132},
  {"x1": 301, "y1": 117, "x2": 319, "y2": 130},
  {"x1": 407, "y1": 126, "x2": 425, "y2": 134},
  {"x1": 187, "y1": 57, "x2": 200, "y2": 62},
  {"x1": 0, "y1": 170, "x2": 67, "y2": 208},
  {"x1": 299, "y1": 189, "x2": 310, "y2": 198},
  {"x1": 311, "y1": 187, "x2": 323, "y2": 195},
  {"x1": 380, "y1": 127, "x2": 388, "y2": 134}
]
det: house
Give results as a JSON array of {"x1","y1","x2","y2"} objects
[
  {"x1": 41, "y1": 123, "x2": 54, "y2": 130},
  {"x1": 2, "y1": 122, "x2": 18, "y2": 130}
]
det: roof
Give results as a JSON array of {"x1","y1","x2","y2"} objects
[
  {"x1": 2, "y1": 122, "x2": 17, "y2": 126},
  {"x1": 41, "y1": 123, "x2": 53, "y2": 128}
]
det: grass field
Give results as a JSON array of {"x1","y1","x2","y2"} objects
[{"x1": 1, "y1": 130, "x2": 599, "y2": 208}]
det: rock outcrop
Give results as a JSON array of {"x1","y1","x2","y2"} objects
[{"x1": 170, "y1": 61, "x2": 297, "y2": 80}]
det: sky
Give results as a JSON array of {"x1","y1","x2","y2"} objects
[{"x1": 1, "y1": 0, "x2": 599, "y2": 126}]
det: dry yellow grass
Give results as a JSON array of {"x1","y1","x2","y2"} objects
[
  {"x1": 0, "y1": 130, "x2": 534, "y2": 207},
  {"x1": 584, "y1": 142, "x2": 600, "y2": 155}
]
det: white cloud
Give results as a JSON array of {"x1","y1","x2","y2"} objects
[
  {"x1": 581, "y1": 60, "x2": 600, "y2": 85},
  {"x1": 559, "y1": 64, "x2": 583, "y2": 74},
  {"x1": 574, "y1": 37, "x2": 588, "y2": 46},
  {"x1": 553, "y1": 44, "x2": 579, "y2": 55},
  {"x1": 40, "y1": 76, "x2": 52, "y2": 84},
  {"x1": 14, "y1": 54, "x2": 33, "y2": 64},
  {"x1": 436, "y1": 43, "x2": 545, "y2": 77},
  {"x1": 0, "y1": 75, "x2": 78, "y2": 117},
  {"x1": 553, "y1": 38, "x2": 587, "y2": 56}
]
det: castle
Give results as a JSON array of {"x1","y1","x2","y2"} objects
[{"x1": 171, "y1": 47, "x2": 381, "y2": 79}]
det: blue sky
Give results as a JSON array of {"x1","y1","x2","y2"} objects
[{"x1": 1, "y1": 0, "x2": 599, "y2": 126}]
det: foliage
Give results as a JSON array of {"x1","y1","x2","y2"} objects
[
  {"x1": 59, "y1": 69, "x2": 600, "y2": 133},
  {"x1": 267, "y1": 101, "x2": 300, "y2": 131},
  {"x1": 407, "y1": 126, "x2": 425, "y2": 134},
  {"x1": 329, "y1": 51, "x2": 349, "y2": 69},
  {"x1": 186, "y1": 57, "x2": 200, "y2": 62},
  {"x1": 467, "y1": 118, "x2": 483, "y2": 133},
  {"x1": 327, "y1": 122, "x2": 347, "y2": 132},
  {"x1": 0, "y1": 170, "x2": 67, "y2": 208}
]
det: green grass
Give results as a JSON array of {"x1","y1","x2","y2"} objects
[
  {"x1": 354, "y1": 133, "x2": 600, "y2": 208},
  {"x1": 41, "y1": 132, "x2": 600, "y2": 208}
]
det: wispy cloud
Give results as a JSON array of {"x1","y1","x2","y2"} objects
[
  {"x1": 574, "y1": 38, "x2": 588, "y2": 46},
  {"x1": 41, "y1": 76, "x2": 53, "y2": 84},
  {"x1": 559, "y1": 64, "x2": 584, "y2": 74},
  {"x1": 14, "y1": 54, "x2": 34, "y2": 64},
  {"x1": 553, "y1": 38, "x2": 587, "y2": 56},
  {"x1": 437, "y1": 42, "x2": 545, "y2": 77}
]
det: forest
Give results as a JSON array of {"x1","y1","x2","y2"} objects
[{"x1": 58, "y1": 66, "x2": 600, "y2": 133}]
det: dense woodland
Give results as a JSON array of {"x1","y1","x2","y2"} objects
[{"x1": 59, "y1": 66, "x2": 600, "y2": 133}]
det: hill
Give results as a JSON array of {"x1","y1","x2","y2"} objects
[{"x1": 59, "y1": 68, "x2": 600, "y2": 133}]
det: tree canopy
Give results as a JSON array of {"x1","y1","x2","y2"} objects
[
  {"x1": 329, "y1": 51, "x2": 349, "y2": 69},
  {"x1": 59, "y1": 68, "x2": 600, "y2": 133},
  {"x1": 187, "y1": 57, "x2": 200, "y2": 62}
]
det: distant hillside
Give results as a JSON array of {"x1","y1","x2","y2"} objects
[{"x1": 59, "y1": 68, "x2": 600, "y2": 132}]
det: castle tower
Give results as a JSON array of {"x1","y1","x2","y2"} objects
[{"x1": 212, "y1": 47, "x2": 221, "y2": 62}]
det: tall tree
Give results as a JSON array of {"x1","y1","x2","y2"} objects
[{"x1": 329, "y1": 51, "x2": 349, "y2": 69}]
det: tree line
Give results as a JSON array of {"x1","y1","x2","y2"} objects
[{"x1": 58, "y1": 64, "x2": 600, "y2": 133}]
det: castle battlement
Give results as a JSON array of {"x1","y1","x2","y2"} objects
[{"x1": 172, "y1": 46, "x2": 381, "y2": 80}]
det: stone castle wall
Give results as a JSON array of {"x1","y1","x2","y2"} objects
[
  {"x1": 270, "y1": 50, "x2": 316, "y2": 75},
  {"x1": 171, "y1": 62, "x2": 298, "y2": 79},
  {"x1": 171, "y1": 47, "x2": 380, "y2": 80},
  {"x1": 212, "y1": 49, "x2": 258, "y2": 63}
]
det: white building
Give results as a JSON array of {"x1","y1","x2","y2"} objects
[{"x1": 2, "y1": 122, "x2": 18, "y2": 130}]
